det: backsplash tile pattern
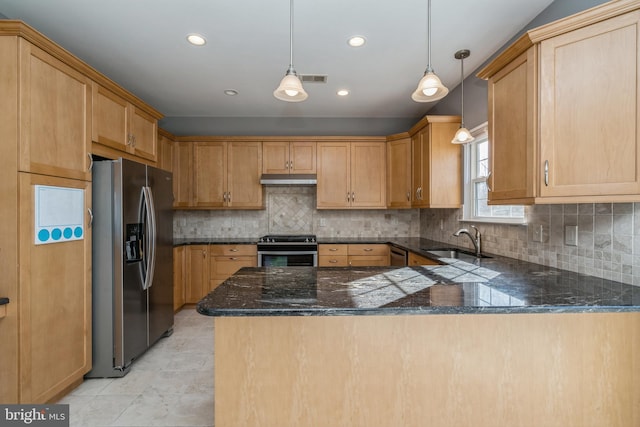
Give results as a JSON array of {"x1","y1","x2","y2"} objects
[
  {"x1": 420, "y1": 203, "x2": 640, "y2": 286},
  {"x1": 174, "y1": 187, "x2": 420, "y2": 239}
]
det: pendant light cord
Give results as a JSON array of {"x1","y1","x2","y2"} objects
[
  {"x1": 288, "y1": 0, "x2": 294, "y2": 72},
  {"x1": 426, "y1": 0, "x2": 433, "y2": 73},
  {"x1": 460, "y1": 54, "x2": 465, "y2": 127}
]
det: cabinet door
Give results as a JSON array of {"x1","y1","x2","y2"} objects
[
  {"x1": 210, "y1": 256, "x2": 256, "y2": 291},
  {"x1": 19, "y1": 40, "x2": 91, "y2": 181},
  {"x1": 193, "y1": 142, "x2": 226, "y2": 208},
  {"x1": 428, "y1": 122, "x2": 462, "y2": 208},
  {"x1": 408, "y1": 252, "x2": 440, "y2": 266},
  {"x1": 92, "y1": 83, "x2": 129, "y2": 152},
  {"x1": 185, "y1": 245, "x2": 209, "y2": 303},
  {"x1": 387, "y1": 137, "x2": 412, "y2": 208},
  {"x1": 488, "y1": 48, "x2": 537, "y2": 204},
  {"x1": 539, "y1": 11, "x2": 640, "y2": 199},
  {"x1": 290, "y1": 141, "x2": 316, "y2": 174},
  {"x1": 317, "y1": 142, "x2": 350, "y2": 208},
  {"x1": 173, "y1": 141, "x2": 193, "y2": 207},
  {"x1": 158, "y1": 133, "x2": 174, "y2": 172},
  {"x1": 262, "y1": 141, "x2": 289, "y2": 174},
  {"x1": 351, "y1": 142, "x2": 386, "y2": 208},
  {"x1": 18, "y1": 173, "x2": 91, "y2": 403},
  {"x1": 411, "y1": 131, "x2": 428, "y2": 207},
  {"x1": 227, "y1": 141, "x2": 263, "y2": 208},
  {"x1": 348, "y1": 256, "x2": 389, "y2": 267},
  {"x1": 173, "y1": 246, "x2": 185, "y2": 312},
  {"x1": 130, "y1": 107, "x2": 158, "y2": 162}
]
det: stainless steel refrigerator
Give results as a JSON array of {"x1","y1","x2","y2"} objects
[{"x1": 87, "y1": 158, "x2": 174, "y2": 378}]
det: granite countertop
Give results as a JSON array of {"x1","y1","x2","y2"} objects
[{"x1": 197, "y1": 240, "x2": 640, "y2": 316}]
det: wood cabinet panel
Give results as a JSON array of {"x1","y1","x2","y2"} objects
[
  {"x1": 158, "y1": 132, "x2": 174, "y2": 173},
  {"x1": 193, "y1": 142, "x2": 226, "y2": 208},
  {"x1": 172, "y1": 141, "x2": 193, "y2": 208},
  {"x1": 18, "y1": 173, "x2": 91, "y2": 403},
  {"x1": 210, "y1": 245, "x2": 257, "y2": 292},
  {"x1": 19, "y1": 40, "x2": 91, "y2": 181},
  {"x1": 387, "y1": 136, "x2": 412, "y2": 208},
  {"x1": 318, "y1": 256, "x2": 349, "y2": 267},
  {"x1": 347, "y1": 244, "x2": 389, "y2": 256},
  {"x1": 92, "y1": 83, "x2": 158, "y2": 162},
  {"x1": 290, "y1": 142, "x2": 316, "y2": 174},
  {"x1": 408, "y1": 252, "x2": 440, "y2": 266},
  {"x1": 317, "y1": 142, "x2": 351, "y2": 208},
  {"x1": 173, "y1": 246, "x2": 185, "y2": 312},
  {"x1": 263, "y1": 141, "x2": 316, "y2": 174},
  {"x1": 227, "y1": 141, "x2": 263, "y2": 208},
  {"x1": 318, "y1": 244, "x2": 348, "y2": 256},
  {"x1": 185, "y1": 245, "x2": 209, "y2": 304}
]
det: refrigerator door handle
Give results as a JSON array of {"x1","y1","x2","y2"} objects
[
  {"x1": 140, "y1": 187, "x2": 154, "y2": 291},
  {"x1": 145, "y1": 186, "x2": 157, "y2": 289}
]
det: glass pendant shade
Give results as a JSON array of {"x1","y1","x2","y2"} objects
[
  {"x1": 274, "y1": 70, "x2": 308, "y2": 102},
  {"x1": 274, "y1": 0, "x2": 307, "y2": 103},
  {"x1": 411, "y1": 71, "x2": 449, "y2": 102},
  {"x1": 451, "y1": 126, "x2": 474, "y2": 144}
]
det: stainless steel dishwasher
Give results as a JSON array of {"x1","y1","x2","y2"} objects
[{"x1": 390, "y1": 246, "x2": 407, "y2": 266}]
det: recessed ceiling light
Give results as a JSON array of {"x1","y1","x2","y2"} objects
[
  {"x1": 186, "y1": 33, "x2": 206, "y2": 46},
  {"x1": 337, "y1": 89, "x2": 350, "y2": 96},
  {"x1": 347, "y1": 36, "x2": 366, "y2": 47},
  {"x1": 224, "y1": 89, "x2": 238, "y2": 96}
]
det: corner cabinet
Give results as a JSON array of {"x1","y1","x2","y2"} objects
[
  {"x1": 317, "y1": 140, "x2": 386, "y2": 209},
  {"x1": 410, "y1": 116, "x2": 462, "y2": 208},
  {"x1": 478, "y1": 1, "x2": 640, "y2": 204}
]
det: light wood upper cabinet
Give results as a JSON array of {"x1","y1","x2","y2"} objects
[
  {"x1": 479, "y1": 2, "x2": 640, "y2": 204},
  {"x1": 92, "y1": 83, "x2": 158, "y2": 162},
  {"x1": 411, "y1": 117, "x2": 462, "y2": 208},
  {"x1": 387, "y1": 134, "x2": 412, "y2": 209},
  {"x1": 317, "y1": 141, "x2": 386, "y2": 209},
  {"x1": 263, "y1": 141, "x2": 316, "y2": 174},
  {"x1": 190, "y1": 140, "x2": 263, "y2": 209},
  {"x1": 158, "y1": 131, "x2": 174, "y2": 173},
  {"x1": 19, "y1": 40, "x2": 92, "y2": 181}
]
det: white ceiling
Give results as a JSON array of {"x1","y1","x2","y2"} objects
[{"x1": 0, "y1": 0, "x2": 554, "y2": 121}]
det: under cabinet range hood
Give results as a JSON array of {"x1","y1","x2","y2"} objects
[{"x1": 260, "y1": 174, "x2": 317, "y2": 185}]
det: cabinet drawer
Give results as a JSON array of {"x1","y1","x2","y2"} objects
[
  {"x1": 347, "y1": 244, "x2": 389, "y2": 256},
  {"x1": 211, "y1": 256, "x2": 257, "y2": 277},
  {"x1": 319, "y1": 244, "x2": 348, "y2": 256},
  {"x1": 319, "y1": 255, "x2": 349, "y2": 267},
  {"x1": 209, "y1": 244, "x2": 257, "y2": 256},
  {"x1": 348, "y1": 255, "x2": 389, "y2": 267}
]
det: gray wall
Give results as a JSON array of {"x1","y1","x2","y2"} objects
[{"x1": 425, "y1": 0, "x2": 609, "y2": 128}]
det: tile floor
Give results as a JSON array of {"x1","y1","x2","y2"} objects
[{"x1": 57, "y1": 309, "x2": 215, "y2": 427}]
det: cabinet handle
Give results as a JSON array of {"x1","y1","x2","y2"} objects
[
  {"x1": 329, "y1": 260, "x2": 338, "y2": 263},
  {"x1": 486, "y1": 171, "x2": 492, "y2": 192},
  {"x1": 223, "y1": 192, "x2": 227, "y2": 202},
  {"x1": 289, "y1": 161, "x2": 293, "y2": 170},
  {"x1": 407, "y1": 191, "x2": 410, "y2": 201},
  {"x1": 351, "y1": 192, "x2": 355, "y2": 202},
  {"x1": 544, "y1": 160, "x2": 549, "y2": 186},
  {"x1": 364, "y1": 248, "x2": 373, "y2": 252},
  {"x1": 0, "y1": 297, "x2": 10, "y2": 306},
  {"x1": 347, "y1": 192, "x2": 351, "y2": 202},
  {"x1": 229, "y1": 248, "x2": 239, "y2": 252},
  {"x1": 88, "y1": 154, "x2": 94, "y2": 172},
  {"x1": 285, "y1": 161, "x2": 289, "y2": 169},
  {"x1": 132, "y1": 135, "x2": 136, "y2": 148},
  {"x1": 329, "y1": 248, "x2": 338, "y2": 252},
  {"x1": 229, "y1": 257, "x2": 238, "y2": 260},
  {"x1": 87, "y1": 208, "x2": 93, "y2": 228},
  {"x1": 228, "y1": 192, "x2": 231, "y2": 202},
  {"x1": 202, "y1": 250, "x2": 207, "y2": 258}
]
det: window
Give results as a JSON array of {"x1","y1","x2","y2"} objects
[{"x1": 462, "y1": 124, "x2": 525, "y2": 224}]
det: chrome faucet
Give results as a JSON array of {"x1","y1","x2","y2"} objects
[{"x1": 453, "y1": 225, "x2": 482, "y2": 257}]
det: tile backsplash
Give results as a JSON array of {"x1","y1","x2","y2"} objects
[
  {"x1": 174, "y1": 186, "x2": 420, "y2": 239},
  {"x1": 174, "y1": 188, "x2": 639, "y2": 286},
  {"x1": 420, "y1": 204, "x2": 640, "y2": 286}
]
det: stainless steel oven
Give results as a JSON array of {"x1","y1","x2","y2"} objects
[{"x1": 257, "y1": 235, "x2": 318, "y2": 267}]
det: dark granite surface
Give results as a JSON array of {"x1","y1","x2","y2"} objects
[
  {"x1": 174, "y1": 237, "x2": 258, "y2": 246},
  {"x1": 197, "y1": 238, "x2": 640, "y2": 317}
]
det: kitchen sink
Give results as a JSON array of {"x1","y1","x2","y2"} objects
[{"x1": 423, "y1": 248, "x2": 492, "y2": 259}]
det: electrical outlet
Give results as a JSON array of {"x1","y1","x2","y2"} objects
[
  {"x1": 439, "y1": 219, "x2": 444, "y2": 230},
  {"x1": 565, "y1": 225, "x2": 578, "y2": 246},
  {"x1": 319, "y1": 218, "x2": 326, "y2": 227},
  {"x1": 532, "y1": 224, "x2": 543, "y2": 242}
]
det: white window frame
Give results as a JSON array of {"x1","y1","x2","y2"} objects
[{"x1": 461, "y1": 123, "x2": 526, "y2": 225}]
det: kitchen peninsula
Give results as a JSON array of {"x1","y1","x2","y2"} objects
[{"x1": 198, "y1": 239, "x2": 640, "y2": 427}]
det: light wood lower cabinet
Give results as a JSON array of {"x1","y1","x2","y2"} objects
[
  {"x1": 173, "y1": 246, "x2": 186, "y2": 312},
  {"x1": 181, "y1": 244, "x2": 257, "y2": 303},
  {"x1": 319, "y1": 244, "x2": 389, "y2": 267},
  {"x1": 185, "y1": 245, "x2": 209, "y2": 304},
  {"x1": 408, "y1": 252, "x2": 440, "y2": 266},
  {"x1": 209, "y1": 245, "x2": 257, "y2": 292}
]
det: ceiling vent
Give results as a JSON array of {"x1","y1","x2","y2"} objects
[{"x1": 300, "y1": 74, "x2": 328, "y2": 83}]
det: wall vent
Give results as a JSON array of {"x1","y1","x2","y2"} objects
[{"x1": 300, "y1": 74, "x2": 328, "y2": 83}]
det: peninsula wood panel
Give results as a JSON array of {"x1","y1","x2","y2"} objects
[{"x1": 214, "y1": 313, "x2": 640, "y2": 427}]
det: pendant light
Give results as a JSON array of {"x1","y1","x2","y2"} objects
[
  {"x1": 273, "y1": 0, "x2": 308, "y2": 102},
  {"x1": 451, "y1": 49, "x2": 474, "y2": 144},
  {"x1": 411, "y1": 0, "x2": 448, "y2": 102}
]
